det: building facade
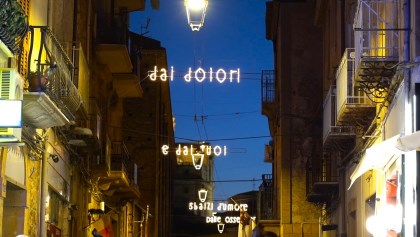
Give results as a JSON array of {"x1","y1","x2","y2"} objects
[
  {"x1": 0, "y1": 0, "x2": 173, "y2": 237},
  {"x1": 261, "y1": 0, "x2": 420, "y2": 237},
  {"x1": 260, "y1": 0, "x2": 323, "y2": 236}
]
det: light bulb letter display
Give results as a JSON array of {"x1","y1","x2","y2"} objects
[
  {"x1": 148, "y1": 67, "x2": 175, "y2": 81},
  {"x1": 149, "y1": 66, "x2": 241, "y2": 83},
  {"x1": 184, "y1": 67, "x2": 192, "y2": 82},
  {"x1": 161, "y1": 145, "x2": 169, "y2": 155},
  {"x1": 160, "y1": 68, "x2": 168, "y2": 81},
  {"x1": 207, "y1": 216, "x2": 221, "y2": 224},
  {"x1": 195, "y1": 68, "x2": 206, "y2": 82},
  {"x1": 149, "y1": 66, "x2": 158, "y2": 81},
  {"x1": 170, "y1": 66, "x2": 174, "y2": 81},
  {"x1": 209, "y1": 67, "x2": 214, "y2": 82},
  {"x1": 230, "y1": 68, "x2": 240, "y2": 83},
  {"x1": 216, "y1": 69, "x2": 226, "y2": 83},
  {"x1": 163, "y1": 144, "x2": 227, "y2": 156},
  {"x1": 189, "y1": 202, "x2": 213, "y2": 211}
]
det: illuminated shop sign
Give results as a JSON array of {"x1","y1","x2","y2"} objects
[
  {"x1": 161, "y1": 144, "x2": 227, "y2": 156},
  {"x1": 149, "y1": 66, "x2": 240, "y2": 83}
]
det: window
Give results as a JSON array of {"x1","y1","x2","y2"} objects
[{"x1": 47, "y1": 189, "x2": 65, "y2": 225}]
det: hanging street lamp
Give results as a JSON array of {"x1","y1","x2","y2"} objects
[
  {"x1": 198, "y1": 188, "x2": 208, "y2": 202},
  {"x1": 184, "y1": 0, "x2": 208, "y2": 31},
  {"x1": 192, "y1": 153, "x2": 204, "y2": 170},
  {"x1": 217, "y1": 223, "x2": 225, "y2": 233}
]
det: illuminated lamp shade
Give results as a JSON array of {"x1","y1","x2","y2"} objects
[
  {"x1": 192, "y1": 153, "x2": 204, "y2": 170},
  {"x1": 198, "y1": 188, "x2": 208, "y2": 203},
  {"x1": 217, "y1": 223, "x2": 225, "y2": 233},
  {"x1": 184, "y1": 0, "x2": 208, "y2": 31}
]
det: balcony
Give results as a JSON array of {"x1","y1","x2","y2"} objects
[
  {"x1": 257, "y1": 174, "x2": 279, "y2": 236},
  {"x1": 261, "y1": 70, "x2": 275, "y2": 115},
  {"x1": 95, "y1": 14, "x2": 142, "y2": 98},
  {"x1": 0, "y1": 0, "x2": 29, "y2": 55},
  {"x1": 23, "y1": 27, "x2": 81, "y2": 128},
  {"x1": 258, "y1": 174, "x2": 274, "y2": 220},
  {"x1": 261, "y1": 70, "x2": 276, "y2": 135},
  {"x1": 323, "y1": 86, "x2": 356, "y2": 149},
  {"x1": 353, "y1": 0, "x2": 401, "y2": 100},
  {"x1": 91, "y1": 135, "x2": 111, "y2": 179},
  {"x1": 98, "y1": 141, "x2": 140, "y2": 201},
  {"x1": 336, "y1": 49, "x2": 376, "y2": 128},
  {"x1": 306, "y1": 152, "x2": 338, "y2": 205}
]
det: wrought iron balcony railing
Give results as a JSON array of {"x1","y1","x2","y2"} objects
[
  {"x1": 0, "y1": 0, "x2": 29, "y2": 54},
  {"x1": 111, "y1": 141, "x2": 137, "y2": 186},
  {"x1": 354, "y1": 0, "x2": 400, "y2": 64},
  {"x1": 261, "y1": 70, "x2": 275, "y2": 104},
  {"x1": 306, "y1": 152, "x2": 339, "y2": 205},
  {"x1": 323, "y1": 86, "x2": 356, "y2": 148},
  {"x1": 27, "y1": 26, "x2": 81, "y2": 121},
  {"x1": 353, "y1": 0, "x2": 401, "y2": 99},
  {"x1": 258, "y1": 174, "x2": 275, "y2": 220},
  {"x1": 335, "y1": 48, "x2": 376, "y2": 126}
]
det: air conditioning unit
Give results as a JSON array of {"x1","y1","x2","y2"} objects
[{"x1": 0, "y1": 68, "x2": 23, "y2": 143}]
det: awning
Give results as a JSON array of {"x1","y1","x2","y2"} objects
[
  {"x1": 395, "y1": 130, "x2": 420, "y2": 151},
  {"x1": 349, "y1": 130, "x2": 420, "y2": 189}
]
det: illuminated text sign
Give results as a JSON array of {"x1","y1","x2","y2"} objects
[
  {"x1": 149, "y1": 66, "x2": 240, "y2": 83},
  {"x1": 206, "y1": 215, "x2": 256, "y2": 224},
  {"x1": 188, "y1": 202, "x2": 248, "y2": 212},
  {"x1": 161, "y1": 144, "x2": 227, "y2": 156}
]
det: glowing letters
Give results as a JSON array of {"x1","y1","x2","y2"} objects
[
  {"x1": 177, "y1": 144, "x2": 227, "y2": 156},
  {"x1": 161, "y1": 145, "x2": 169, "y2": 155},
  {"x1": 160, "y1": 144, "x2": 228, "y2": 157},
  {"x1": 188, "y1": 202, "x2": 248, "y2": 212},
  {"x1": 188, "y1": 202, "x2": 255, "y2": 224},
  {"x1": 148, "y1": 66, "x2": 240, "y2": 83}
]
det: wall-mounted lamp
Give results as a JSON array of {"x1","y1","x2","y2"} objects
[
  {"x1": 198, "y1": 188, "x2": 208, "y2": 203},
  {"x1": 184, "y1": 0, "x2": 208, "y2": 31},
  {"x1": 192, "y1": 153, "x2": 204, "y2": 170},
  {"x1": 217, "y1": 223, "x2": 225, "y2": 233}
]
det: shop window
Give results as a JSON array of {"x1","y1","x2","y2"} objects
[{"x1": 47, "y1": 189, "x2": 65, "y2": 225}]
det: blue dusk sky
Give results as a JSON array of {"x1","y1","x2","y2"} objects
[{"x1": 130, "y1": 0, "x2": 273, "y2": 201}]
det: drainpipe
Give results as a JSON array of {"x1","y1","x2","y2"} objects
[
  {"x1": 402, "y1": 0, "x2": 411, "y2": 236},
  {"x1": 40, "y1": 140, "x2": 49, "y2": 237}
]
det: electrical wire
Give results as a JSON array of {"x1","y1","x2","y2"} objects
[
  {"x1": 175, "y1": 110, "x2": 260, "y2": 118},
  {"x1": 145, "y1": 71, "x2": 262, "y2": 81},
  {"x1": 175, "y1": 135, "x2": 270, "y2": 142}
]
